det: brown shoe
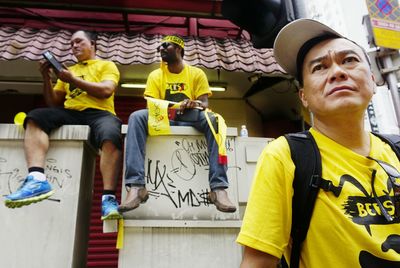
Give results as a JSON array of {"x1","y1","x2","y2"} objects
[
  {"x1": 118, "y1": 186, "x2": 149, "y2": 213},
  {"x1": 209, "y1": 189, "x2": 237, "y2": 213}
]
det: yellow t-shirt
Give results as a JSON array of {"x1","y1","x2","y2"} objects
[
  {"x1": 144, "y1": 64, "x2": 211, "y2": 102},
  {"x1": 237, "y1": 128, "x2": 400, "y2": 267},
  {"x1": 54, "y1": 59, "x2": 120, "y2": 115}
]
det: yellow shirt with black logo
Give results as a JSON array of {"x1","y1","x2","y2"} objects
[
  {"x1": 53, "y1": 59, "x2": 119, "y2": 115},
  {"x1": 144, "y1": 64, "x2": 211, "y2": 102},
  {"x1": 237, "y1": 128, "x2": 400, "y2": 267}
]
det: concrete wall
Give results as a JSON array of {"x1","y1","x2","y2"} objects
[
  {"x1": 0, "y1": 122, "x2": 271, "y2": 267},
  {"x1": 118, "y1": 126, "x2": 269, "y2": 268},
  {"x1": 0, "y1": 124, "x2": 97, "y2": 268},
  {"x1": 209, "y1": 99, "x2": 264, "y2": 137},
  {"x1": 120, "y1": 126, "x2": 239, "y2": 221}
]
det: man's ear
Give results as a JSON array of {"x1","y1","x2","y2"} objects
[
  {"x1": 299, "y1": 88, "x2": 309, "y2": 109},
  {"x1": 177, "y1": 47, "x2": 183, "y2": 57}
]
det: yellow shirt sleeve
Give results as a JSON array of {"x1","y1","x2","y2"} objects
[
  {"x1": 191, "y1": 66, "x2": 212, "y2": 98},
  {"x1": 144, "y1": 69, "x2": 162, "y2": 99},
  {"x1": 237, "y1": 136, "x2": 294, "y2": 258},
  {"x1": 100, "y1": 61, "x2": 120, "y2": 85},
  {"x1": 53, "y1": 79, "x2": 65, "y2": 92}
]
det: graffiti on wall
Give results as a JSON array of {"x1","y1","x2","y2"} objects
[{"x1": 142, "y1": 136, "x2": 235, "y2": 210}]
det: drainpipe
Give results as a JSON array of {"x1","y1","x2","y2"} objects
[
  {"x1": 290, "y1": 0, "x2": 310, "y2": 128},
  {"x1": 380, "y1": 48, "x2": 400, "y2": 130},
  {"x1": 291, "y1": 0, "x2": 307, "y2": 19}
]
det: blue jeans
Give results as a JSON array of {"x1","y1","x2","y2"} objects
[{"x1": 124, "y1": 109, "x2": 229, "y2": 190}]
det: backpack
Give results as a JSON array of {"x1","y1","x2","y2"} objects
[{"x1": 281, "y1": 130, "x2": 400, "y2": 268}]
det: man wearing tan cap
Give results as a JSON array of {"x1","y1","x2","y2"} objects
[
  {"x1": 120, "y1": 35, "x2": 236, "y2": 213},
  {"x1": 237, "y1": 19, "x2": 400, "y2": 267}
]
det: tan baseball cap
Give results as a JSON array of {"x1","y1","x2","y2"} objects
[{"x1": 273, "y1": 19, "x2": 342, "y2": 79}]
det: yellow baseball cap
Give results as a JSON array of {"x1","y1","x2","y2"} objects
[{"x1": 161, "y1": 35, "x2": 184, "y2": 49}]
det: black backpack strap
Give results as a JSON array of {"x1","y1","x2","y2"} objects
[
  {"x1": 284, "y1": 131, "x2": 323, "y2": 268},
  {"x1": 372, "y1": 132, "x2": 400, "y2": 160},
  {"x1": 280, "y1": 131, "x2": 400, "y2": 268}
]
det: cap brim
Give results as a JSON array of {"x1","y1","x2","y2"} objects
[{"x1": 273, "y1": 19, "x2": 342, "y2": 78}]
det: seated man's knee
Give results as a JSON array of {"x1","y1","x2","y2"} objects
[
  {"x1": 101, "y1": 140, "x2": 121, "y2": 153},
  {"x1": 24, "y1": 118, "x2": 36, "y2": 128},
  {"x1": 94, "y1": 121, "x2": 122, "y2": 151},
  {"x1": 128, "y1": 109, "x2": 148, "y2": 124},
  {"x1": 199, "y1": 111, "x2": 217, "y2": 130}
]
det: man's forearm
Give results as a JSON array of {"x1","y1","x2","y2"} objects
[
  {"x1": 196, "y1": 94, "x2": 209, "y2": 109},
  {"x1": 42, "y1": 79, "x2": 64, "y2": 107},
  {"x1": 240, "y1": 246, "x2": 279, "y2": 268}
]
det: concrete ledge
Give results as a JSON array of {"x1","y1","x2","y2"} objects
[
  {"x1": 121, "y1": 124, "x2": 238, "y2": 136},
  {"x1": 103, "y1": 219, "x2": 242, "y2": 233},
  {"x1": 124, "y1": 219, "x2": 242, "y2": 228},
  {"x1": 0, "y1": 124, "x2": 91, "y2": 140},
  {"x1": 119, "y1": 226, "x2": 242, "y2": 267}
]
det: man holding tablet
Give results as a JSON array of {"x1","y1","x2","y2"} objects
[{"x1": 4, "y1": 30, "x2": 123, "y2": 221}]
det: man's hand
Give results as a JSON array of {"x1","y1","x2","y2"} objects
[
  {"x1": 55, "y1": 64, "x2": 74, "y2": 83},
  {"x1": 38, "y1": 60, "x2": 53, "y2": 80},
  {"x1": 38, "y1": 60, "x2": 66, "y2": 107},
  {"x1": 180, "y1": 99, "x2": 204, "y2": 109},
  {"x1": 178, "y1": 99, "x2": 204, "y2": 114}
]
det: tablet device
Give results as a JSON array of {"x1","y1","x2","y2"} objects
[{"x1": 42, "y1": 51, "x2": 64, "y2": 72}]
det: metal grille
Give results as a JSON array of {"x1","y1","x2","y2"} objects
[{"x1": 86, "y1": 96, "x2": 146, "y2": 267}]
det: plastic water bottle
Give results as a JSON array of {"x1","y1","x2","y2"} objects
[{"x1": 240, "y1": 125, "x2": 248, "y2": 137}]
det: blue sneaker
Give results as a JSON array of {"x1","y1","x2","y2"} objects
[
  {"x1": 4, "y1": 175, "x2": 54, "y2": 209},
  {"x1": 101, "y1": 195, "x2": 122, "y2": 220}
]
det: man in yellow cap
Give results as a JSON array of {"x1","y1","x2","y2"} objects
[{"x1": 119, "y1": 35, "x2": 237, "y2": 213}]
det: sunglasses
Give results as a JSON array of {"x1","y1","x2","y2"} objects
[
  {"x1": 157, "y1": 42, "x2": 173, "y2": 52},
  {"x1": 368, "y1": 156, "x2": 400, "y2": 222}
]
